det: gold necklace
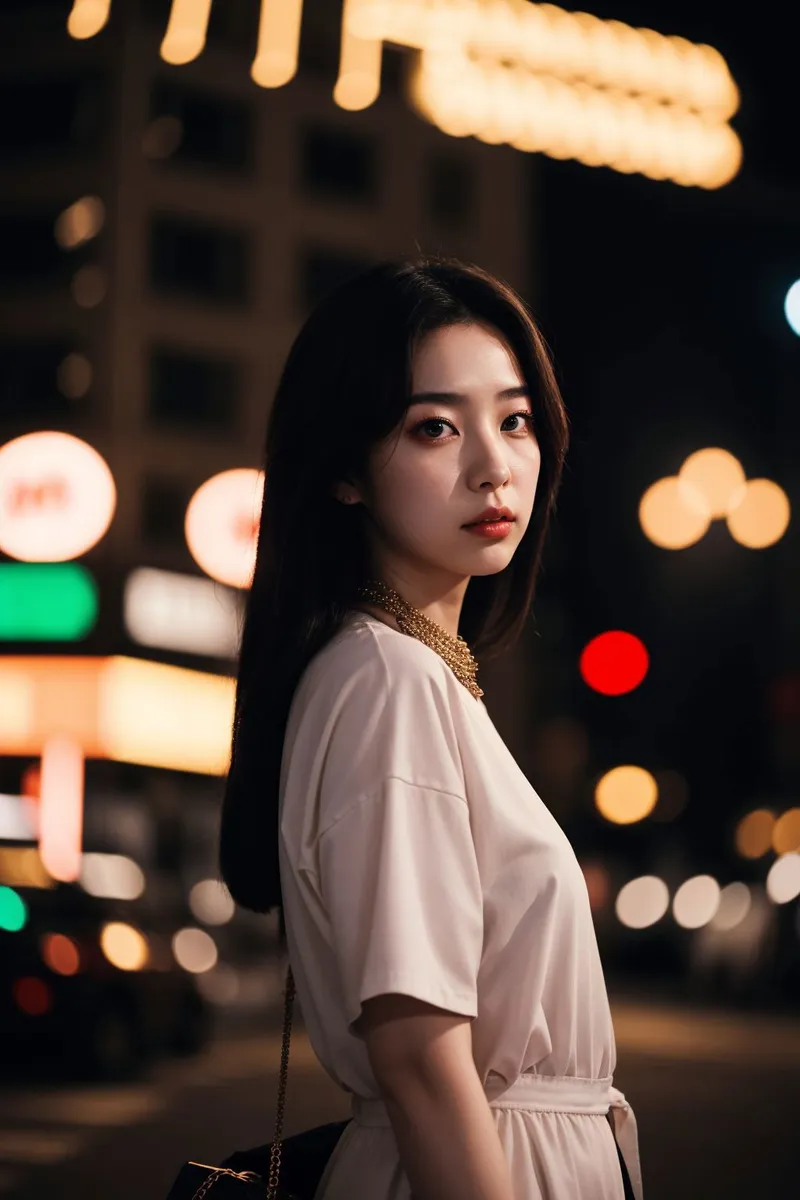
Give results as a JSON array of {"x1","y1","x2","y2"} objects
[{"x1": 355, "y1": 579, "x2": 483, "y2": 699}]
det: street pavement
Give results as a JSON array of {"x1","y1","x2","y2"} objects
[{"x1": 1, "y1": 996, "x2": 799, "y2": 1200}]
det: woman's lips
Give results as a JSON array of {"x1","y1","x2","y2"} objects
[{"x1": 463, "y1": 519, "x2": 515, "y2": 538}]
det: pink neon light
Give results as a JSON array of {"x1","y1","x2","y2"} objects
[{"x1": 38, "y1": 736, "x2": 84, "y2": 882}]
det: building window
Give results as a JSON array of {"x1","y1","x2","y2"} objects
[
  {"x1": 300, "y1": 126, "x2": 377, "y2": 204},
  {"x1": 300, "y1": 248, "x2": 374, "y2": 310},
  {"x1": 149, "y1": 214, "x2": 250, "y2": 306},
  {"x1": 0, "y1": 342, "x2": 90, "y2": 418},
  {"x1": 149, "y1": 346, "x2": 240, "y2": 431},
  {"x1": 145, "y1": 80, "x2": 253, "y2": 173},
  {"x1": 0, "y1": 210, "x2": 89, "y2": 289},
  {"x1": 425, "y1": 153, "x2": 475, "y2": 230},
  {"x1": 0, "y1": 72, "x2": 107, "y2": 164},
  {"x1": 141, "y1": 474, "x2": 191, "y2": 548}
]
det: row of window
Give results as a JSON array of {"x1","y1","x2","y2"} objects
[
  {"x1": 0, "y1": 210, "x2": 372, "y2": 312},
  {"x1": 1, "y1": 72, "x2": 474, "y2": 227},
  {"x1": 0, "y1": 342, "x2": 239, "y2": 432}
]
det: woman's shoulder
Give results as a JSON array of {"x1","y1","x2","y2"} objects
[{"x1": 300, "y1": 610, "x2": 453, "y2": 702}]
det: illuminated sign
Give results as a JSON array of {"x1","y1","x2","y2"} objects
[
  {"x1": 185, "y1": 469, "x2": 264, "y2": 590},
  {"x1": 0, "y1": 563, "x2": 98, "y2": 640},
  {"x1": 0, "y1": 431, "x2": 116, "y2": 562},
  {"x1": 68, "y1": 0, "x2": 741, "y2": 187},
  {"x1": 0, "y1": 656, "x2": 235, "y2": 776},
  {"x1": 124, "y1": 567, "x2": 241, "y2": 657}
]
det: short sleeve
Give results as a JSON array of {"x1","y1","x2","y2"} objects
[{"x1": 317, "y1": 776, "x2": 483, "y2": 1038}]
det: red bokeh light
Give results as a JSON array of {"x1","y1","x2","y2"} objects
[
  {"x1": 12, "y1": 975, "x2": 52, "y2": 1016},
  {"x1": 580, "y1": 631, "x2": 649, "y2": 696}
]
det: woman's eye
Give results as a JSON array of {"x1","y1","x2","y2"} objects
[{"x1": 412, "y1": 411, "x2": 535, "y2": 440}]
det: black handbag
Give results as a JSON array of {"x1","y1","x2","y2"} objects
[{"x1": 165, "y1": 964, "x2": 351, "y2": 1200}]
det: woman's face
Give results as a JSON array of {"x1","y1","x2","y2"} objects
[{"x1": 350, "y1": 322, "x2": 541, "y2": 593}]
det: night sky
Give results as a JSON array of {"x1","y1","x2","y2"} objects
[{"x1": 533, "y1": 2, "x2": 798, "y2": 872}]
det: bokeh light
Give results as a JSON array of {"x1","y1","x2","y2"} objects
[
  {"x1": 67, "y1": 0, "x2": 111, "y2": 40},
  {"x1": 784, "y1": 279, "x2": 800, "y2": 336},
  {"x1": 580, "y1": 861, "x2": 611, "y2": 912},
  {"x1": 54, "y1": 196, "x2": 105, "y2": 250},
  {"x1": 185, "y1": 469, "x2": 264, "y2": 589},
  {"x1": 172, "y1": 926, "x2": 218, "y2": 973},
  {"x1": 0, "y1": 885, "x2": 27, "y2": 932},
  {"x1": 41, "y1": 932, "x2": 81, "y2": 976},
  {"x1": 579, "y1": 630, "x2": 649, "y2": 695},
  {"x1": 80, "y1": 853, "x2": 145, "y2": 900},
  {"x1": 615, "y1": 875, "x2": 670, "y2": 928},
  {"x1": 57, "y1": 353, "x2": 93, "y2": 400},
  {"x1": 678, "y1": 448, "x2": 746, "y2": 518},
  {"x1": 773, "y1": 808, "x2": 800, "y2": 856},
  {"x1": 13, "y1": 976, "x2": 52, "y2": 1016},
  {"x1": 639, "y1": 476, "x2": 711, "y2": 548},
  {"x1": 0, "y1": 431, "x2": 116, "y2": 562},
  {"x1": 100, "y1": 922, "x2": 149, "y2": 971},
  {"x1": 595, "y1": 765, "x2": 658, "y2": 824},
  {"x1": 726, "y1": 479, "x2": 790, "y2": 548},
  {"x1": 734, "y1": 809, "x2": 775, "y2": 859},
  {"x1": 766, "y1": 854, "x2": 800, "y2": 905},
  {"x1": 672, "y1": 874, "x2": 721, "y2": 929},
  {"x1": 189, "y1": 879, "x2": 236, "y2": 926},
  {"x1": 650, "y1": 769, "x2": 689, "y2": 822},
  {"x1": 709, "y1": 882, "x2": 752, "y2": 931}
]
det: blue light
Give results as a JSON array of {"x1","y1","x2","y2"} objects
[{"x1": 784, "y1": 279, "x2": 800, "y2": 336}]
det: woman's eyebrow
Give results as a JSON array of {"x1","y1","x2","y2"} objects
[{"x1": 408, "y1": 385, "x2": 529, "y2": 407}]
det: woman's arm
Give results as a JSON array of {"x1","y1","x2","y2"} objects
[{"x1": 355, "y1": 994, "x2": 516, "y2": 1200}]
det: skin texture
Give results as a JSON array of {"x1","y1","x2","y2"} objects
[{"x1": 333, "y1": 321, "x2": 541, "y2": 640}]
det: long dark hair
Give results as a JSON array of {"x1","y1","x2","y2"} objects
[{"x1": 219, "y1": 254, "x2": 569, "y2": 935}]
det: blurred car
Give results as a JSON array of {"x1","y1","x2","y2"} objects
[{"x1": 0, "y1": 881, "x2": 211, "y2": 1079}]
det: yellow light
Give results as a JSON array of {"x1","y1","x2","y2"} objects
[
  {"x1": 672, "y1": 874, "x2": 721, "y2": 929},
  {"x1": 726, "y1": 478, "x2": 791, "y2": 548},
  {"x1": 172, "y1": 926, "x2": 218, "y2": 973},
  {"x1": 0, "y1": 431, "x2": 116, "y2": 562},
  {"x1": 67, "y1": 0, "x2": 111, "y2": 40},
  {"x1": 773, "y1": 808, "x2": 800, "y2": 856},
  {"x1": 639, "y1": 475, "x2": 711, "y2": 549},
  {"x1": 100, "y1": 921, "x2": 149, "y2": 971},
  {"x1": 678, "y1": 448, "x2": 746, "y2": 519},
  {"x1": 54, "y1": 197, "x2": 105, "y2": 250},
  {"x1": 160, "y1": 0, "x2": 213, "y2": 65},
  {"x1": 252, "y1": 0, "x2": 304, "y2": 88},
  {"x1": 0, "y1": 847, "x2": 54, "y2": 890},
  {"x1": 334, "y1": 0, "x2": 383, "y2": 111},
  {"x1": 352, "y1": 1, "x2": 741, "y2": 187},
  {"x1": 185, "y1": 469, "x2": 264, "y2": 590},
  {"x1": 734, "y1": 808, "x2": 775, "y2": 859},
  {"x1": 595, "y1": 765, "x2": 658, "y2": 825},
  {"x1": 39, "y1": 736, "x2": 84, "y2": 883},
  {"x1": 615, "y1": 875, "x2": 670, "y2": 929},
  {"x1": 0, "y1": 656, "x2": 235, "y2": 776},
  {"x1": 99, "y1": 657, "x2": 235, "y2": 775}
]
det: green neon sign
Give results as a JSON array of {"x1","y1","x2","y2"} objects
[
  {"x1": 0, "y1": 886, "x2": 27, "y2": 932},
  {"x1": 0, "y1": 563, "x2": 98, "y2": 640}
]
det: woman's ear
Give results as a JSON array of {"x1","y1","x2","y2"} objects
[{"x1": 331, "y1": 482, "x2": 361, "y2": 505}]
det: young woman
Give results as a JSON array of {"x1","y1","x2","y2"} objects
[{"x1": 220, "y1": 256, "x2": 643, "y2": 1200}]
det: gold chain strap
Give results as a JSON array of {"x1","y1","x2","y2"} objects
[
  {"x1": 265, "y1": 962, "x2": 295, "y2": 1199},
  {"x1": 191, "y1": 1168, "x2": 264, "y2": 1200}
]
